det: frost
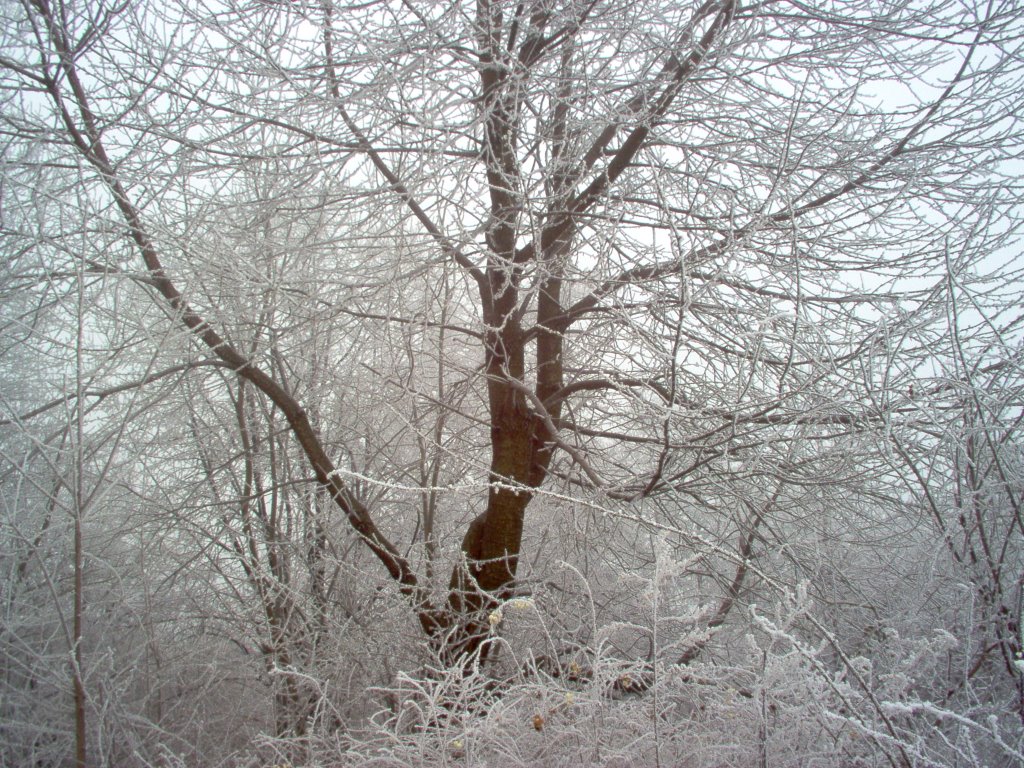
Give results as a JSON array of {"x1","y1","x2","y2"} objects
[{"x1": 508, "y1": 597, "x2": 534, "y2": 611}]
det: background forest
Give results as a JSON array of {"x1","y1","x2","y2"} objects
[{"x1": 2, "y1": 0, "x2": 1024, "y2": 765}]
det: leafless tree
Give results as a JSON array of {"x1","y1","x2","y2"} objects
[{"x1": 2, "y1": 0, "x2": 1023, "y2": 760}]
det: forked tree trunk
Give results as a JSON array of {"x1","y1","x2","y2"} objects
[{"x1": 35, "y1": 0, "x2": 737, "y2": 669}]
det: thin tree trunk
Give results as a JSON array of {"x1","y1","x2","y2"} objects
[{"x1": 73, "y1": 510, "x2": 86, "y2": 768}]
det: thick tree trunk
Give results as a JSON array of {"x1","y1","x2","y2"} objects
[
  {"x1": 444, "y1": 307, "x2": 542, "y2": 660},
  {"x1": 439, "y1": 2, "x2": 578, "y2": 662}
]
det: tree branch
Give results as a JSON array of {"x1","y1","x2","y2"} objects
[
  {"x1": 32, "y1": 0, "x2": 441, "y2": 635},
  {"x1": 514, "y1": 0, "x2": 737, "y2": 265},
  {"x1": 552, "y1": 17, "x2": 985, "y2": 332}
]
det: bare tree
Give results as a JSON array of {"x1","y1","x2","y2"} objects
[
  {"x1": 2, "y1": 0, "x2": 1023, "y2": 758},
  {"x1": 891, "y1": 248, "x2": 1024, "y2": 723}
]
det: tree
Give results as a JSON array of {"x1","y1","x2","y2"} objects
[
  {"x1": 2, "y1": 0, "x2": 1023, "y2": 760},
  {"x1": 891, "y1": 254, "x2": 1024, "y2": 723}
]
